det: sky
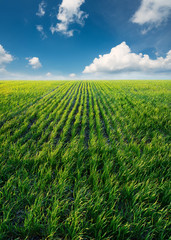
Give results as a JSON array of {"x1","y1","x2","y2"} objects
[{"x1": 0, "y1": 0, "x2": 171, "y2": 80}]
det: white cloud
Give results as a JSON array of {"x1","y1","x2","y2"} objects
[
  {"x1": 36, "y1": 1, "x2": 46, "y2": 17},
  {"x1": 0, "y1": 70, "x2": 68, "y2": 80},
  {"x1": 69, "y1": 73, "x2": 76, "y2": 77},
  {"x1": 50, "y1": 0, "x2": 88, "y2": 37},
  {"x1": 131, "y1": 0, "x2": 171, "y2": 28},
  {"x1": 0, "y1": 44, "x2": 13, "y2": 72},
  {"x1": 1, "y1": 70, "x2": 170, "y2": 80},
  {"x1": 46, "y1": 72, "x2": 52, "y2": 77},
  {"x1": 0, "y1": 67, "x2": 6, "y2": 73},
  {"x1": 36, "y1": 25, "x2": 47, "y2": 39},
  {"x1": 26, "y1": 57, "x2": 42, "y2": 69},
  {"x1": 83, "y1": 42, "x2": 171, "y2": 74},
  {"x1": 0, "y1": 44, "x2": 13, "y2": 65}
]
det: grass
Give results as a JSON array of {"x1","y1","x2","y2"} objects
[{"x1": 0, "y1": 80, "x2": 170, "y2": 240}]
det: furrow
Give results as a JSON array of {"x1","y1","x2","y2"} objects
[
  {"x1": 0, "y1": 83, "x2": 74, "y2": 144},
  {"x1": 0, "y1": 84, "x2": 62, "y2": 129},
  {"x1": 84, "y1": 82, "x2": 90, "y2": 148},
  {"x1": 16, "y1": 82, "x2": 77, "y2": 146},
  {"x1": 50, "y1": 82, "x2": 82, "y2": 147},
  {"x1": 71, "y1": 83, "x2": 85, "y2": 139},
  {"x1": 54, "y1": 82, "x2": 83, "y2": 146},
  {"x1": 0, "y1": 84, "x2": 66, "y2": 135},
  {"x1": 33, "y1": 82, "x2": 80, "y2": 147},
  {"x1": 91, "y1": 82, "x2": 110, "y2": 145}
]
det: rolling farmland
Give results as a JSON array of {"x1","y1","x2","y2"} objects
[{"x1": 0, "y1": 80, "x2": 170, "y2": 240}]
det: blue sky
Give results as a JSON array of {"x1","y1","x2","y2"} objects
[{"x1": 0, "y1": 0, "x2": 171, "y2": 80}]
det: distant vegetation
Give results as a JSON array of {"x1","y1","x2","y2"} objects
[{"x1": 0, "y1": 80, "x2": 170, "y2": 240}]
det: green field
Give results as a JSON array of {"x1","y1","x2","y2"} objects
[{"x1": 0, "y1": 80, "x2": 170, "y2": 240}]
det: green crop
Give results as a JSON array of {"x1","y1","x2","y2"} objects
[{"x1": 0, "y1": 80, "x2": 170, "y2": 240}]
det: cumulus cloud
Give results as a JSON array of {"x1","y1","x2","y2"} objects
[
  {"x1": 0, "y1": 44, "x2": 13, "y2": 72},
  {"x1": 69, "y1": 73, "x2": 76, "y2": 78},
  {"x1": 26, "y1": 57, "x2": 42, "y2": 69},
  {"x1": 36, "y1": 1, "x2": 46, "y2": 17},
  {"x1": 0, "y1": 44, "x2": 13, "y2": 65},
  {"x1": 131, "y1": 0, "x2": 171, "y2": 29},
  {"x1": 36, "y1": 25, "x2": 47, "y2": 39},
  {"x1": 46, "y1": 72, "x2": 52, "y2": 77},
  {"x1": 83, "y1": 42, "x2": 171, "y2": 74},
  {"x1": 50, "y1": 0, "x2": 88, "y2": 37}
]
